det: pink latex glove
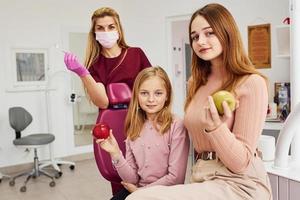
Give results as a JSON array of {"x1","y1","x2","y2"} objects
[{"x1": 64, "y1": 52, "x2": 90, "y2": 77}]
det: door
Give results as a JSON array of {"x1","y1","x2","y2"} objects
[
  {"x1": 68, "y1": 32, "x2": 98, "y2": 147},
  {"x1": 168, "y1": 18, "x2": 190, "y2": 117}
]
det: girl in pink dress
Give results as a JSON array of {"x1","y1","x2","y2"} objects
[{"x1": 97, "y1": 67, "x2": 190, "y2": 200}]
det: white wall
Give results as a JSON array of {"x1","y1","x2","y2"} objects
[{"x1": 0, "y1": 0, "x2": 289, "y2": 167}]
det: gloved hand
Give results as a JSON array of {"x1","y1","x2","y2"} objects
[{"x1": 64, "y1": 52, "x2": 90, "y2": 77}]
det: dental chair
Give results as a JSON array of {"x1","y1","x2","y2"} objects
[{"x1": 93, "y1": 83, "x2": 131, "y2": 195}]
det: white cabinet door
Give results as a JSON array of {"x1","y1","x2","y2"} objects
[
  {"x1": 279, "y1": 177, "x2": 289, "y2": 200},
  {"x1": 267, "y1": 173, "x2": 300, "y2": 200},
  {"x1": 268, "y1": 173, "x2": 278, "y2": 200},
  {"x1": 289, "y1": 180, "x2": 300, "y2": 200}
]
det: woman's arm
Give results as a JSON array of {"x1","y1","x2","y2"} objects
[
  {"x1": 64, "y1": 52, "x2": 109, "y2": 109},
  {"x1": 206, "y1": 74, "x2": 268, "y2": 173},
  {"x1": 80, "y1": 76, "x2": 109, "y2": 109}
]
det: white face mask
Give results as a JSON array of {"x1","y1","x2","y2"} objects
[{"x1": 95, "y1": 31, "x2": 119, "y2": 48}]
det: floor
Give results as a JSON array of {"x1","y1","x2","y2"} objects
[
  {"x1": 0, "y1": 159, "x2": 112, "y2": 200},
  {"x1": 0, "y1": 153, "x2": 193, "y2": 200}
]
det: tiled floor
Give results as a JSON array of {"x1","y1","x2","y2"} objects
[{"x1": 0, "y1": 159, "x2": 112, "y2": 200}]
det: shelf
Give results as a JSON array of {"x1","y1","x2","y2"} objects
[
  {"x1": 276, "y1": 25, "x2": 289, "y2": 29},
  {"x1": 264, "y1": 121, "x2": 284, "y2": 130},
  {"x1": 277, "y1": 54, "x2": 290, "y2": 58},
  {"x1": 276, "y1": 25, "x2": 290, "y2": 57}
]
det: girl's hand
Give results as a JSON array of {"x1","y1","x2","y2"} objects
[
  {"x1": 96, "y1": 130, "x2": 121, "y2": 158},
  {"x1": 204, "y1": 96, "x2": 235, "y2": 132},
  {"x1": 121, "y1": 182, "x2": 138, "y2": 193}
]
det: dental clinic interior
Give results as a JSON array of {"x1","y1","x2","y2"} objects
[{"x1": 0, "y1": 0, "x2": 299, "y2": 199}]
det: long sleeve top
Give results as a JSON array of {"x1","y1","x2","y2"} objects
[
  {"x1": 184, "y1": 74, "x2": 268, "y2": 173},
  {"x1": 114, "y1": 117, "x2": 190, "y2": 187}
]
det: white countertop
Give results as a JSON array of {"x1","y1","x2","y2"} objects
[
  {"x1": 264, "y1": 121, "x2": 284, "y2": 130},
  {"x1": 264, "y1": 160, "x2": 300, "y2": 182}
]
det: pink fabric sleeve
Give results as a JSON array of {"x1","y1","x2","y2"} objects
[
  {"x1": 114, "y1": 140, "x2": 139, "y2": 184},
  {"x1": 146, "y1": 120, "x2": 190, "y2": 187},
  {"x1": 205, "y1": 74, "x2": 268, "y2": 173}
]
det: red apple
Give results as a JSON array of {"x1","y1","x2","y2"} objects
[{"x1": 92, "y1": 123, "x2": 110, "y2": 139}]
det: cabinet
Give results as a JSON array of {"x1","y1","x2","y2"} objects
[
  {"x1": 289, "y1": 180, "x2": 300, "y2": 200},
  {"x1": 269, "y1": 173, "x2": 279, "y2": 200},
  {"x1": 268, "y1": 173, "x2": 300, "y2": 200}
]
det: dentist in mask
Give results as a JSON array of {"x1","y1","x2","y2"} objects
[{"x1": 64, "y1": 7, "x2": 151, "y2": 109}]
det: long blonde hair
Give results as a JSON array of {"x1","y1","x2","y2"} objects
[
  {"x1": 84, "y1": 7, "x2": 129, "y2": 68},
  {"x1": 125, "y1": 67, "x2": 173, "y2": 141},
  {"x1": 185, "y1": 3, "x2": 267, "y2": 110}
]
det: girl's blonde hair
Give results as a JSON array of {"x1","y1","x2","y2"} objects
[
  {"x1": 84, "y1": 7, "x2": 129, "y2": 68},
  {"x1": 125, "y1": 66, "x2": 173, "y2": 141},
  {"x1": 185, "y1": 3, "x2": 267, "y2": 110}
]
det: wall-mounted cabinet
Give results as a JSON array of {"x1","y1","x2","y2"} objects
[{"x1": 276, "y1": 25, "x2": 290, "y2": 58}]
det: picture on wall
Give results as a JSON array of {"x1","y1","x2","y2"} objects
[
  {"x1": 14, "y1": 50, "x2": 46, "y2": 82},
  {"x1": 248, "y1": 23, "x2": 271, "y2": 69},
  {"x1": 9, "y1": 48, "x2": 48, "y2": 90}
]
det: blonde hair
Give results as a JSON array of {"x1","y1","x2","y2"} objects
[
  {"x1": 185, "y1": 3, "x2": 267, "y2": 110},
  {"x1": 125, "y1": 66, "x2": 173, "y2": 141},
  {"x1": 84, "y1": 7, "x2": 129, "y2": 68}
]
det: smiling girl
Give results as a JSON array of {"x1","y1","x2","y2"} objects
[{"x1": 97, "y1": 66, "x2": 190, "y2": 200}]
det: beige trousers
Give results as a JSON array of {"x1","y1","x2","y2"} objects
[{"x1": 126, "y1": 156, "x2": 272, "y2": 200}]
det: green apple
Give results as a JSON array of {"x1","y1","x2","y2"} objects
[{"x1": 212, "y1": 90, "x2": 236, "y2": 115}]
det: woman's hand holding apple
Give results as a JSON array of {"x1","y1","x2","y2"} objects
[
  {"x1": 212, "y1": 90, "x2": 236, "y2": 115},
  {"x1": 204, "y1": 96, "x2": 235, "y2": 132}
]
